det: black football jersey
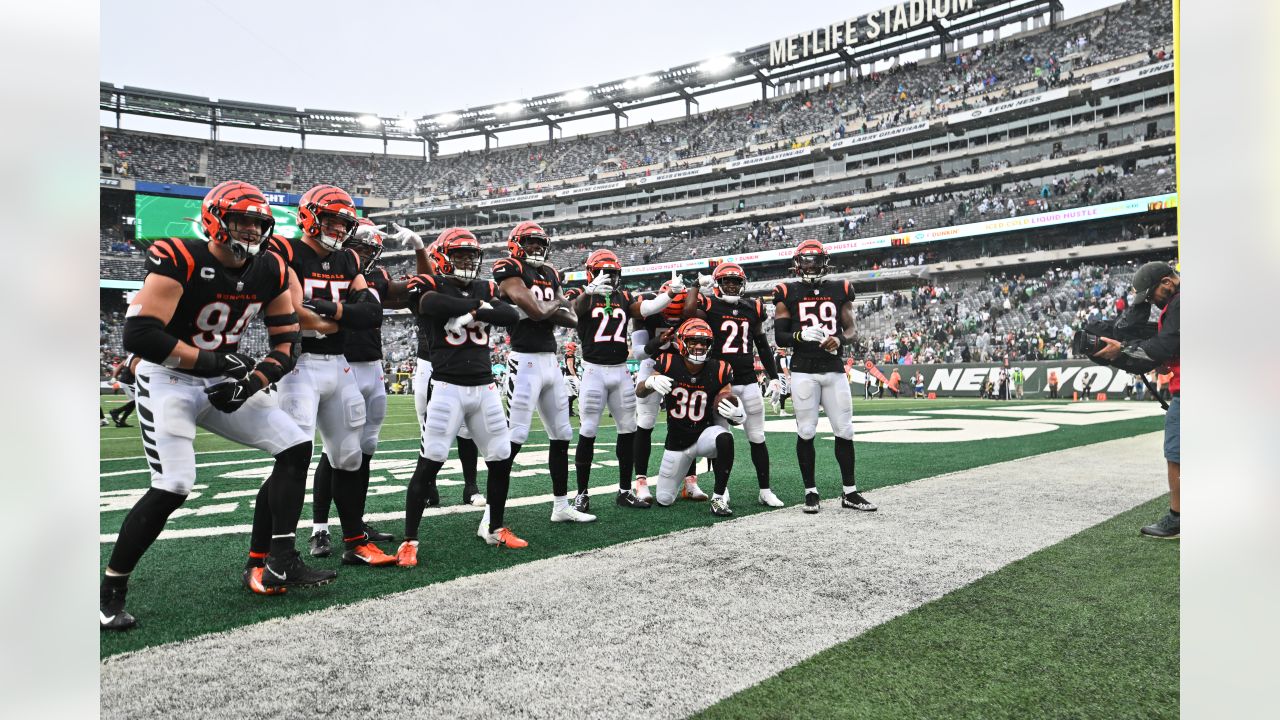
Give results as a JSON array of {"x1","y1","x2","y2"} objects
[
  {"x1": 407, "y1": 275, "x2": 498, "y2": 386},
  {"x1": 265, "y1": 235, "x2": 364, "y2": 356},
  {"x1": 343, "y1": 266, "x2": 390, "y2": 362},
  {"x1": 705, "y1": 296, "x2": 767, "y2": 382},
  {"x1": 576, "y1": 290, "x2": 637, "y2": 365},
  {"x1": 773, "y1": 279, "x2": 855, "y2": 374},
  {"x1": 653, "y1": 352, "x2": 734, "y2": 451},
  {"x1": 492, "y1": 257, "x2": 561, "y2": 353},
  {"x1": 144, "y1": 238, "x2": 290, "y2": 376}
]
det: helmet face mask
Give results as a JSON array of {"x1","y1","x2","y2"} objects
[
  {"x1": 345, "y1": 222, "x2": 384, "y2": 274},
  {"x1": 676, "y1": 318, "x2": 715, "y2": 365},
  {"x1": 682, "y1": 336, "x2": 712, "y2": 364},
  {"x1": 221, "y1": 211, "x2": 273, "y2": 261},
  {"x1": 447, "y1": 247, "x2": 483, "y2": 283},
  {"x1": 586, "y1": 249, "x2": 622, "y2": 286},
  {"x1": 201, "y1": 181, "x2": 275, "y2": 263},
  {"x1": 313, "y1": 211, "x2": 357, "y2": 252},
  {"x1": 298, "y1": 185, "x2": 359, "y2": 253},
  {"x1": 792, "y1": 241, "x2": 830, "y2": 284},
  {"x1": 518, "y1": 235, "x2": 549, "y2": 268}
]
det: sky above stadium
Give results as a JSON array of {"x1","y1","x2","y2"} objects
[{"x1": 101, "y1": 0, "x2": 1122, "y2": 151}]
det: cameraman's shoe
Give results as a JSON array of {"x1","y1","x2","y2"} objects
[{"x1": 1140, "y1": 511, "x2": 1179, "y2": 539}]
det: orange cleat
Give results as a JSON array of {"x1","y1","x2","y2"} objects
[
  {"x1": 395, "y1": 541, "x2": 419, "y2": 568},
  {"x1": 482, "y1": 527, "x2": 529, "y2": 549},
  {"x1": 243, "y1": 566, "x2": 286, "y2": 595},
  {"x1": 341, "y1": 542, "x2": 398, "y2": 566},
  {"x1": 681, "y1": 475, "x2": 709, "y2": 501}
]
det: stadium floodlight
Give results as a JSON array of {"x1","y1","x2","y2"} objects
[
  {"x1": 357, "y1": 115, "x2": 380, "y2": 128},
  {"x1": 561, "y1": 88, "x2": 591, "y2": 104},
  {"x1": 396, "y1": 117, "x2": 415, "y2": 132},
  {"x1": 699, "y1": 56, "x2": 735, "y2": 74},
  {"x1": 495, "y1": 102, "x2": 522, "y2": 116},
  {"x1": 623, "y1": 76, "x2": 657, "y2": 91},
  {"x1": 434, "y1": 113, "x2": 460, "y2": 127}
]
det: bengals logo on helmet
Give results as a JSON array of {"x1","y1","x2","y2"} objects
[
  {"x1": 713, "y1": 262, "x2": 747, "y2": 298},
  {"x1": 507, "y1": 221, "x2": 551, "y2": 268},
  {"x1": 432, "y1": 228, "x2": 483, "y2": 282},
  {"x1": 298, "y1": 184, "x2": 358, "y2": 252},
  {"x1": 792, "y1": 239, "x2": 830, "y2": 284},
  {"x1": 200, "y1": 180, "x2": 275, "y2": 261},
  {"x1": 585, "y1": 249, "x2": 621, "y2": 284},
  {"x1": 675, "y1": 318, "x2": 715, "y2": 363}
]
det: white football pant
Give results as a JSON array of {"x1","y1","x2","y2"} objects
[
  {"x1": 654, "y1": 426, "x2": 729, "y2": 506},
  {"x1": 713, "y1": 382, "x2": 767, "y2": 444},
  {"x1": 791, "y1": 371, "x2": 855, "y2": 440},
  {"x1": 413, "y1": 360, "x2": 471, "y2": 459},
  {"x1": 506, "y1": 351, "x2": 572, "y2": 444},
  {"x1": 276, "y1": 353, "x2": 367, "y2": 471},
  {"x1": 634, "y1": 357, "x2": 661, "y2": 431},
  {"x1": 577, "y1": 361, "x2": 638, "y2": 438},
  {"x1": 420, "y1": 381, "x2": 511, "y2": 463}
]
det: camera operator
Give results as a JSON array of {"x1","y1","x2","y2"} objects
[{"x1": 1092, "y1": 261, "x2": 1181, "y2": 539}]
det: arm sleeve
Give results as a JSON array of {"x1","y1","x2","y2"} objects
[
  {"x1": 476, "y1": 300, "x2": 520, "y2": 327},
  {"x1": 754, "y1": 332, "x2": 778, "y2": 378},
  {"x1": 419, "y1": 291, "x2": 481, "y2": 317},
  {"x1": 122, "y1": 315, "x2": 181, "y2": 365},
  {"x1": 337, "y1": 287, "x2": 382, "y2": 330},
  {"x1": 639, "y1": 293, "x2": 672, "y2": 317},
  {"x1": 631, "y1": 329, "x2": 652, "y2": 360},
  {"x1": 643, "y1": 333, "x2": 667, "y2": 359}
]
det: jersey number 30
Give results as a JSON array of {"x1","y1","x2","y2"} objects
[{"x1": 668, "y1": 387, "x2": 707, "y2": 421}]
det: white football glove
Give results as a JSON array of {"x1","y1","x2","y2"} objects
[
  {"x1": 666, "y1": 270, "x2": 686, "y2": 295},
  {"x1": 644, "y1": 374, "x2": 674, "y2": 395},
  {"x1": 800, "y1": 325, "x2": 830, "y2": 343},
  {"x1": 766, "y1": 378, "x2": 781, "y2": 405},
  {"x1": 444, "y1": 313, "x2": 476, "y2": 334},
  {"x1": 388, "y1": 222, "x2": 424, "y2": 250},
  {"x1": 717, "y1": 397, "x2": 746, "y2": 424},
  {"x1": 589, "y1": 280, "x2": 614, "y2": 297},
  {"x1": 696, "y1": 272, "x2": 715, "y2": 297}
]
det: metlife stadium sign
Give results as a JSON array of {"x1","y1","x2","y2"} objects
[
  {"x1": 769, "y1": 0, "x2": 977, "y2": 67},
  {"x1": 561, "y1": 193, "x2": 1178, "y2": 281}
]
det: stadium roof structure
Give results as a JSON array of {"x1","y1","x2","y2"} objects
[{"x1": 102, "y1": 0, "x2": 1061, "y2": 149}]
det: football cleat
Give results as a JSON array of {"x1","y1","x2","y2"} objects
[
  {"x1": 309, "y1": 530, "x2": 332, "y2": 558},
  {"x1": 841, "y1": 492, "x2": 878, "y2": 512},
  {"x1": 758, "y1": 489, "x2": 785, "y2": 508},
  {"x1": 480, "y1": 527, "x2": 529, "y2": 549},
  {"x1": 551, "y1": 505, "x2": 597, "y2": 523},
  {"x1": 100, "y1": 416, "x2": 110, "y2": 427},
  {"x1": 262, "y1": 550, "x2": 337, "y2": 591},
  {"x1": 710, "y1": 497, "x2": 734, "y2": 517},
  {"x1": 99, "y1": 582, "x2": 137, "y2": 631},
  {"x1": 572, "y1": 491, "x2": 591, "y2": 513},
  {"x1": 242, "y1": 565, "x2": 286, "y2": 596},
  {"x1": 463, "y1": 484, "x2": 486, "y2": 507},
  {"x1": 634, "y1": 476, "x2": 652, "y2": 502},
  {"x1": 362, "y1": 522, "x2": 393, "y2": 543},
  {"x1": 803, "y1": 492, "x2": 821, "y2": 514},
  {"x1": 616, "y1": 490, "x2": 652, "y2": 509},
  {"x1": 681, "y1": 477, "x2": 709, "y2": 501},
  {"x1": 342, "y1": 542, "x2": 398, "y2": 566},
  {"x1": 395, "y1": 541, "x2": 419, "y2": 568}
]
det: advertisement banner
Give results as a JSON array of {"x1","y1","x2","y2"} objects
[
  {"x1": 637, "y1": 166, "x2": 713, "y2": 186},
  {"x1": 555, "y1": 180, "x2": 631, "y2": 198},
  {"x1": 476, "y1": 193, "x2": 546, "y2": 208},
  {"x1": 830, "y1": 121, "x2": 932, "y2": 150},
  {"x1": 852, "y1": 360, "x2": 1158, "y2": 398},
  {"x1": 1090, "y1": 60, "x2": 1175, "y2": 91},
  {"x1": 945, "y1": 88, "x2": 1070, "y2": 125},
  {"x1": 132, "y1": 181, "x2": 365, "y2": 207},
  {"x1": 133, "y1": 194, "x2": 303, "y2": 241},
  {"x1": 724, "y1": 147, "x2": 811, "y2": 171}
]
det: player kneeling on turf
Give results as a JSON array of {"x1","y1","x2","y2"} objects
[{"x1": 635, "y1": 319, "x2": 741, "y2": 517}]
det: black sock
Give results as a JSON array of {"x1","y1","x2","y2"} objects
[
  {"x1": 115, "y1": 401, "x2": 135, "y2": 421},
  {"x1": 250, "y1": 481, "x2": 272, "y2": 556},
  {"x1": 575, "y1": 435, "x2": 596, "y2": 493},
  {"x1": 486, "y1": 458, "x2": 513, "y2": 533},
  {"x1": 549, "y1": 439, "x2": 570, "y2": 497},
  {"x1": 458, "y1": 437, "x2": 479, "y2": 488},
  {"x1": 833, "y1": 437, "x2": 856, "y2": 490},
  {"x1": 749, "y1": 440, "x2": 770, "y2": 489},
  {"x1": 797, "y1": 437, "x2": 817, "y2": 490},
  {"x1": 312, "y1": 453, "x2": 333, "y2": 525},
  {"x1": 633, "y1": 426, "x2": 654, "y2": 477},
  {"x1": 616, "y1": 432, "x2": 635, "y2": 491},
  {"x1": 509, "y1": 441, "x2": 523, "y2": 461},
  {"x1": 266, "y1": 442, "x2": 312, "y2": 557},
  {"x1": 331, "y1": 466, "x2": 369, "y2": 549},
  {"x1": 107, "y1": 487, "x2": 186, "y2": 575},
  {"x1": 404, "y1": 456, "x2": 445, "y2": 540},
  {"x1": 712, "y1": 433, "x2": 735, "y2": 496}
]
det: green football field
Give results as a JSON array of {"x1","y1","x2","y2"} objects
[{"x1": 99, "y1": 393, "x2": 1175, "y2": 718}]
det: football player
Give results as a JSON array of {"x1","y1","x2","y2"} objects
[
  {"x1": 108, "y1": 355, "x2": 140, "y2": 427},
  {"x1": 492, "y1": 222, "x2": 588, "y2": 523},
  {"x1": 398, "y1": 229, "x2": 525, "y2": 565},
  {"x1": 686, "y1": 262, "x2": 785, "y2": 507},
  {"x1": 265, "y1": 185, "x2": 397, "y2": 567},
  {"x1": 572, "y1": 250, "x2": 676, "y2": 510},
  {"x1": 307, "y1": 218, "x2": 422, "y2": 556},
  {"x1": 634, "y1": 319, "x2": 742, "y2": 516},
  {"x1": 631, "y1": 274, "x2": 708, "y2": 503},
  {"x1": 774, "y1": 348, "x2": 792, "y2": 415},
  {"x1": 773, "y1": 239, "x2": 876, "y2": 514},
  {"x1": 563, "y1": 341, "x2": 580, "y2": 417},
  {"x1": 407, "y1": 238, "x2": 484, "y2": 509},
  {"x1": 103, "y1": 181, "x2": 331, "y2": 630}
]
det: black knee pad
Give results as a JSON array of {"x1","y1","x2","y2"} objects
[{"x1": 274, "y1": 441, "x2": 313, "y2": 476}]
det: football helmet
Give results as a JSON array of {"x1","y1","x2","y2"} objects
[
  {"x1": 298, "y1": 184, "x2": 359, "y2": 252},
  {"x1": 432, "y1": 228, "x2": 484, "y2": 283},
  {"x1": 345, "y1": 217, "x2": 385, "y2": 274},
  {"x1": 200, "y1": 180, "x2": 275, "y2": 261},
  {"x1": 676, "y1": 318, "x2": 715, "y2": 364},
  {"x1": 713, "y1": 262, "x2": 747, "y2": 302},
  {"x1": 658, "y1": 281, "x2": 689, "y2": 323},
  {"x1": 585, "y1": 249, "x2": 622, "y2": 286},
  {"x1": 792, "y1": 239, "x2": 830, "y2": 284},
  {"x1": 507, "y1": 220, "x2": 551, "y2": 268},
  {"x1": 565, "y1": 341, "x2": 577, "y2": 356}
]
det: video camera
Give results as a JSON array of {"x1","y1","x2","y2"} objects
[{"x1": 1073, "y1": 301, "x2": 1168, "y2": 409}]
